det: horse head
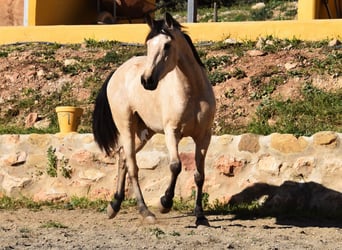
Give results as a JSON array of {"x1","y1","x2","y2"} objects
[{"x1": 141, "y1": 13, "x2": 181, "y2": 91}]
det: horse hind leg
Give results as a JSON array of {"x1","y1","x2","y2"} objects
[
  {"x1": 107, "y1": 117, "x2": 155, "y2": 222},
  {"x1": 193, "y1": 133, "x2": 211, "y2": 227}
]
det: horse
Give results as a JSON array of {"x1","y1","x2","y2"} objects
[{"x1": 92, "y1": 12, "x2": 216, "y2": 226}]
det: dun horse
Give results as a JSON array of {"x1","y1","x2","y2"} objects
[{"x1": 93, "y1": 13, "x2": 216, "y2": 225}]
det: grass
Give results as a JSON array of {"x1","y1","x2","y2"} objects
[
  {"x1": 1, "y1": 194, "x2": 341, "y2": 221},
  {"x1": 248, "y1": 83, "x2": 342, "y2": 136}
]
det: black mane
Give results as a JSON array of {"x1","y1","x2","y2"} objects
[{"x1": 145, "y1": 19, "x2": 204, "y2": 68}]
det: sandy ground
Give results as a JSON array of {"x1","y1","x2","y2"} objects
[{"x1": 1, "y1": 208, "x2": 341, "y2": 250}]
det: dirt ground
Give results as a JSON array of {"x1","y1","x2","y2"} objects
[{"x1": 1, "y1": 208, "x2": 341, "y2": 250}]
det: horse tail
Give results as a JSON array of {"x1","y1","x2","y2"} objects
[{"x1": 92, "y1": 71, "x2": 119, "y2": 156}]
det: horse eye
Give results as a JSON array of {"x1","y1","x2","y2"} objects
[{"x1": 164, "y1": 43, "x2": 171, "y2": 51}]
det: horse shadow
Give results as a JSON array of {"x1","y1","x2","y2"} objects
[{"x1": 207, "y1": 181, "x2": 342, "y2": 228}]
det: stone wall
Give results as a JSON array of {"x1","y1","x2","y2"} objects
[{"x1": 0, "y1": 132, "x2": 341, "y2": 211}]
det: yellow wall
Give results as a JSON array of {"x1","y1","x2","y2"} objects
[
  {"x1": 0, "y1": 0, "x2": 340, "y2": 45},
  {"x1": 0, "y1": 19, "x2": 341, "y2": 45}
]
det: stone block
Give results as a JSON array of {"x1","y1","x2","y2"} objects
[
  {"x1": 270, "y1": 133, "x2": 308, "y2": 153},
  {"x1": 313, "y1": 131, "x2": 339, "y2": 148},
  {"x1": 238, "y1": 133, "x2": 260, "y2": 153}
]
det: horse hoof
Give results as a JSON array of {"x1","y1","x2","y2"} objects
[
  {"x1": 196, "y1": 216, "x2": 210, "y2": 227},
  {"x1": 144, "y1": 214, "x2": 157, "y2": 224},
  {"x1": 159, "y1": 205, "x2": 171, "y2": 214},
  {"x1": 159, "y1": 196, "x2": 172, "y2": 213},
  {"x1": 107, "y1": 203, "x2": 118, "y2": 219}
]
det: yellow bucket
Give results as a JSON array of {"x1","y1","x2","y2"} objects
[{"x1": 55, "y1": 106, "x2": 83, "y2": 134}]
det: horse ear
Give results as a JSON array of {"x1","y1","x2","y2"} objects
[
  {"x1": 164, "y1": 12, "x2": 175, "y2": 29},
  {"x1": 145, "y1": 14, "x2": 154, "y2": 29}
]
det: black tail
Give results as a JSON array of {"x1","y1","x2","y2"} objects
[{"x1": 92, "y1": 71, "x2": 119, "y2": 156}]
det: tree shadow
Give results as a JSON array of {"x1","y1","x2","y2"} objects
[{"x1": 208, "y1": 181, "x2": 342, "y2": 228}]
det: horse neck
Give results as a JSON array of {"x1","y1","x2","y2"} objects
[{"x1": 176, "y1": 38, "x2": 208, "y2": 90}]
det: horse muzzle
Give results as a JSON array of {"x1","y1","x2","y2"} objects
[{"x1": 141, "y1": 75, "x2": 158, "y2": 91}]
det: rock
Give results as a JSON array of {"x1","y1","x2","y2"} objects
[
  {"x1": 137, "y1": 150, "x2": 166, "y2": 170},
  {"x1": 284, "y1": 62, "x2": 298, "y2": 70},
  {"x1": 214, "y1": 155, "x2": 245, "y2": 177},
  {"x1": 247, "y1": 49, "x2": 266, "y2": 56},
  {"x1": 78, "y1": 169, "x2": 105, "y2": 182},
  {"x1": 33, "y1": 118, "x2": 51, "y2": 129},
  {"x1": 33, "y1": 190, "x2": 68, "y2": 202},
  {"x1": 37, "y1": 69, "x2": 45, "y2": 78},
  {"x1": 265, "y1": 40, "x2": 274, "y2": 46},
  {"x1": 3, "y1": 151, "x2": 27, "y2": 166},
  {"x1": 70, "y1": 150, "x2": 94, "y2": 165},
  {"x1": 257, "y1": 155, "x2": 281, "y2": 175},
  {"x1": 255, "y1": 37, "x2": 265, "y2": 49},
  {"x1": 25, "y1": 112, "x2": 38, "y2": 128},
  {"x1": 64, "y1": 58, "x2": 79, "y2": 66},
  {"x1": 223, "y1": 38, "x2": 238, "y2": 44},
  {"x1": 238, "y1": 133, "x2": 260, "y2": 153},
  {"x1": 0, "y1": 170, "x2": 31, "y2": 194},
  {"x1": 328, "y1": 38, "x2": 341, "y2": 47},
  {"x1": 251, "y1": 2, "x2": 266, "y2": 10},
  {"x1": 270, "y1": 133, "x2": 308, "y2": 153},
  {"x1": 293, "y1": 157, "x2": 316, "y2": 178},
  {"x1": 90, "y1": 188, "x2": 112, "y2": 200}
]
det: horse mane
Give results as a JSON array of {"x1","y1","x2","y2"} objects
[{"x1": 145, "y1": 18, "x2": 205, "y2": 68}]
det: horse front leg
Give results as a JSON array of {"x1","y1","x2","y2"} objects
[
  {"x1": 194, "y1": 132, "x2": 211, "y2": 227},
  {"x1": 160, "y1": 129, "x2": 181, "y2": 213},
  {"x1": 107, "y1": 147, "x2": 127, "y2": 219}
]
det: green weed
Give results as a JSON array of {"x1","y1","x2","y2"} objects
[
  {"x1": 40, "y1": 220, "x2": 68, "y2": 229},
  {"x1": 208, "y1": 71, "x2": 230, "y2": 85},
  {"x1": 149, "y1": 227, "x2": 165, "y2": 239},
  {"x1": 46, "y1": 146, "x2": 58, "y2": 177},
  {"x1": 0, "y1": 51, "x2": 8, "y2": 57}
]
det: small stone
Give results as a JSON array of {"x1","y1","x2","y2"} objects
[
  {"x1": 251, "y1": 2, "x2": 266, "y2": 10},
  {"x1": 33, "y1": 118, "x2": 51, "y2": 129},
  {"x1": 37, "y1": 69, "x2": 45, "y2": 77},
  {"x1": 247, "y1": 50, "x2": 266, "y2": 56},
  {"x1": 25, "y1": 113, "x2": 38, "y2": 128},
  {"x1": 284, "y1": 62, "x2": 298, "y2": 70},
  {"x1": 255, "y1": 37, "x2": 265, "y2": 49},
  {"x1": 223, "y1": 38, "x2": 238, "y2": 44},
  {"x1": 64, "y1": 59, "x2": 79, "y2": 66},
  {"x1": 328, "y1": 38, "x2": 341, "y2": 47},
  {"x1": 265, "y1": 40, "x2": 274, "y2": 46}
]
